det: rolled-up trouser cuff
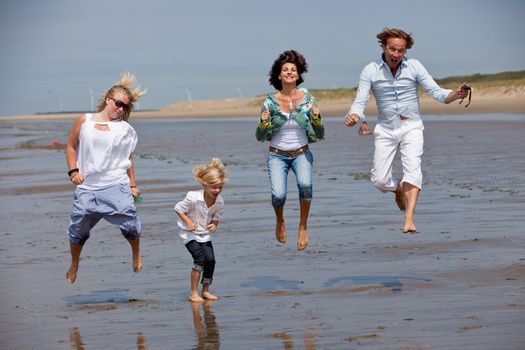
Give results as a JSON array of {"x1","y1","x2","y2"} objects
[
  {"x1": 193, "y1": 264, "x2": 204, "y2": 273},
  {"x1": 400, "y1": 177, "x2": 422, "y2": 190},
  {"x1": 202, "y1": 277, "x2": 213, "y2": 285},
  {"x1": 271, "y1": 197, "x2": 286, "y2": 208}
]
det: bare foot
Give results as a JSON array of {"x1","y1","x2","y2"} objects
[
  {"x1": 202, "y1": 291, "x2": 219, "y2": 300},
  {"x1": 395, "y1": 185, "x2": 406, "y2": 211},
  {"x1": 133, "y1": 255, "x2": 143, "y2": 273},
  {"x1": 276, "y1": 220, "x2": 286, "y2": 243},
  {"x1": 189, "y1": 292, "x2": 204, "y2": 303},
  {"x1": 297, "y1": 226, "x2": 309, "y2": 251},
  {"x1": 66, "y1": 265, "x2": 78, "y2": 284},
  {"x1": 403, "y1": 217, "x2": 417, "y2": 233}
]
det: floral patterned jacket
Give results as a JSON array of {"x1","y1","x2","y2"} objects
[{"x1": 255, "y1": 88, "x2": 324, "y2": 143}]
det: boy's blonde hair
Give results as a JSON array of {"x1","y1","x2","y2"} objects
[{"x1": 193, "y1": 158, "x2": 228, "y2": 186}]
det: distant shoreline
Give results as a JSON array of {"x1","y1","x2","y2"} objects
[{"x1": 1, "y1": 86, "x2": 523, "y2": 122}]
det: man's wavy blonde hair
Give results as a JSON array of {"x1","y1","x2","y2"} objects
[
  {"x1": 97, "y1": 72, "x2": 147, "y2": 121},
  {"x1": 376, "y1": 28, "x2": 414, "y2": 50}
]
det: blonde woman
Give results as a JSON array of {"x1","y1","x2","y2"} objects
[
  {"x1": 175, "y1": 158, "x2": 227, "y2": 303},
  {"x1": 65, "y1": 73, "x2": 146, "y2": 284}
]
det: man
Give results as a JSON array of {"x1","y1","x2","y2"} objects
[{"x1": 345, "y1": 28, "x2": 470, "y2": 233}]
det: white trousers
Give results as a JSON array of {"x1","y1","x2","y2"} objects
[{"x1": 371, "y1": 120, "x2": 424, "y2": 192}]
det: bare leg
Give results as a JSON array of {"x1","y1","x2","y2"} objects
[
  {"x1": 66, "y1": 242, "x2": 83, "y2": 284},
  {"x1": 297, "y1": 200, "x2": 311, "y2": 250},
  {"x1": 189, "y1": 269, "x2": 204, "y2": 303},
  {"x1": 274, "y1": 206, "x2": 286, "y2": 244},
  {"x1": 127, "y1": 238, "x2": 142, "y2": 272},
  {"x1": 394, "y1": 184, "x2": 406, "y2": 211},
  {"x1": 202, "y1": 283, "x2": 218, "y2": 300},
  {"x1": 402, "y1": 182, "x2": 420, "y2": 233}
]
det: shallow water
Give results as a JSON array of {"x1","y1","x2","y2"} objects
[{"x1": 1, "y1": 115, "x2": 524, "y2": 349}]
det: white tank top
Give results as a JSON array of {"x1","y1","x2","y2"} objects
[
  {"x1": 77, "y1": 114, "x2": 138, "y2": 189},
  {"x1": 270, "y1": 113, "x2": 308, "y2": 151}
]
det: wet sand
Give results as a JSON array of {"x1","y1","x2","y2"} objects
[{"x1": 0, "y1": 115, "x2": 524, "y2": 349}]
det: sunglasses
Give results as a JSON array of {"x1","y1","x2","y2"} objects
[{"x1": 109, "y1": 97, "x2": 129, "y2": 110}]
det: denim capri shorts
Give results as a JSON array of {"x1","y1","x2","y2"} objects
[{"x1": 67, "y1": 183, "x2": 142, "y2": 245}]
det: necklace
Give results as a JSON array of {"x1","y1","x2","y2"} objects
[{"x1": 277, "y1": 89, "x2": 302, "y2": 112}]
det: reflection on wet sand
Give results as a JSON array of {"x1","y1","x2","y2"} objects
[
  {"x1": 136, "y1": 332, "x2": 148, "y2": 350},
  {"x1": 69, "y1": 327, "x2": 84, "y2": 350},
  {"x1": 271, "y1": 330, "x2": 316, "y2": 349},
  {"x1": 190, "y1": 300, "x2": 220, "y2": 350},
  {"x1": 69, "y1": 327, "x2": 148, "y2": 350}
]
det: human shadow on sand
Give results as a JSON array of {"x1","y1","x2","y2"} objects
[
  {"x1": 323, "y1": 275, "x2": 431, "y2": 292},
  {"x1": 64, "y1": 288, "x2": 144, "y2": 311}
]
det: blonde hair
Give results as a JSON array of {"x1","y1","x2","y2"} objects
[
  {"x1": 97, "y1": 72, "x2": 147, "y2": 121},
  {"x1": 193, "y1": 158, "x2": 228, "y2": 186}
]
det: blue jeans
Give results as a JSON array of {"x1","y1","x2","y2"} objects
[
  {"x1": 185, "y1": 240, "x2": 215, "y2": 285},
  {"x1": 267, "y1": 150, "x2": 313, "y2": 208}
]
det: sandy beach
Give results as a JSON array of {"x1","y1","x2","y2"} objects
[
  {"x1": 1, "y1": 113, "x2": 524, "y2": 349},
  {"x1": 1, "y1": 85, "x2": 523, "y2": 121}
]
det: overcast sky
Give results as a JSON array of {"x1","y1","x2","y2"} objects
[{"x1": 1, "y1": 0, "x2": 523, "y2": 115}]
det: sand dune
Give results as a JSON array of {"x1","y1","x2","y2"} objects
[{"x1": 1, "y1": 86, "x2": 523, "y2": 121}]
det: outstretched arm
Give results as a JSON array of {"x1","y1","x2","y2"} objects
[{"x1": 445, "y1": 84, "x2": 471, "y2": 104}]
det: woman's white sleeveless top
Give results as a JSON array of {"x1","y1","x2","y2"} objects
[
  {"x1": 270, "y1": 112, "x2": 308, "y2": 151},
  {"x1": 77, "y1": 113, "x2": 137, "y2": 189}
]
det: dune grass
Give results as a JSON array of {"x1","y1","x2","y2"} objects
[
  {"x1": 435, "y1": 70, "x2": 525, "y2": 87},
  {"x1": 249, "y1": 70, "x2": 524, "y2": 105}
]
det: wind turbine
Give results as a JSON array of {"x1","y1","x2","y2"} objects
[{"x1": 48, "y1": 88, "x2": 64, "y2": 112}]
